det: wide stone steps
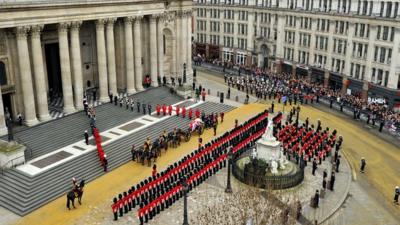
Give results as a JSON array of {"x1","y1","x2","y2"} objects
[
  {"x1": 0, "y1": 101, "x2": 234, "y2": 216},
  {"x1": 4, "y1": 87, "x2": 182, "y2": 160}
]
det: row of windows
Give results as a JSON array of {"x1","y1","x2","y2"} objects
[
  {"x1": 377, "y1": 26, "x2": 395, "y2": 42},
  {"x1": 223, "y1": 36, "x2": 234, "y2": 47},
  {"x1": 354, "y1": 23, "x2": 369, "y2": 39},
  {"x1": 223, "y1": 22, "x2": 234, "y2": 34},
  {"x1": 238, "y1": 38, "x2": 248, "y2": 49},
  {"x1": 211, "y1": 21, "x2": 220, "y2": 32},
  {"x1": 374, "y1": 46, "x2": 392, "y2": 65},
  {"x1": 316, "y1": 19, "x2": 330, "y2": 32},
  {"x1": 198, "y1": 0, "x2": 399, "y2": 19},
  {"x1": 299, "y1": 17, "x2": 312, "y2": 30},
  {"x1": 299, "y1": 33, "x2": 311, "y2": 47},
  {"x1": 333, "y1": 38, "x2": 347, "y2": 55},
  {"x1": 238, "y1": 24, "x2": 248, "y2": 35},
  {"x1": 371, "y1": 68, "x2": 390, "y2": 87},
  {"x1": 350, "y1": 63, "x2": 365, "y2": 80},
  {"x1": 210, "y1": 35, "x2": 220, "y2": 45},
  {"x1": 332, "y1": 58, "x2": 345, "y2": 73},
  {"x1": 298, "y1": 50, "x2": 310, "y2": 64},
  {"x1": 197, "y1": 20, "x2": 207, "y2": 31},
  {"x1": 284, "y1": 47, "x2": 295, "y2": 61},
  {"x1": 315, "y1": 35, "x2": 329, "y2": 50},
  {"x1": 284, "y1": 31, "x2": 296, "y2": 44},
  {"x1": 238, "y1": 11, "x2": 248, "y2": 21},
  {"x1": 352, "y1": 42, "x2": 368, "y2": 59}
]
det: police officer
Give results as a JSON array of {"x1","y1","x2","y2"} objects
[{"x1": 137, "y1": 101, "x2": 141, "y2": 113}]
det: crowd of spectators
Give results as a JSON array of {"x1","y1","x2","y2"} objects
[{"x1": 195, "y1": 56, "x2": 400, "y2": 134}]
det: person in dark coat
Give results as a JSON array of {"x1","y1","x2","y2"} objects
[
  {"x1": 114, "y1": 95, "x2": 118, "y2": 105},
  {"x1": 131, "y1": 145, "x2": 136, "y2": 161},
  {"x1": 394, "y1": 186, "x2": 400, "y2": 204},
  {"x1": 313, "y1": 190, "x2": 320, "y2": 208},
  {"x1": 103, "y1": 155, "x2": 108, "y2": 172},
  {"x1": 142, "y1": 103, "x2": 146, "y2": 115},
  {"x1": 336, "y1": 156, "x2": 341, "y2": 173},
  {"x1": 84, "y1": 130, "x2": 89, "y2": 145},
  {"x1": 329, "y1": 172, "x2": 336, "y2": 191},
  {"x1": 109, "y1": 92, "x2": 113, "y2": 103},
  {"x1": 137, "y1": 101, "x2": 141, "y2": 113},
  {"x1": 322, "y1": 178, "x2": 327, "y2": 189},
  {"x1": 360, "y1": 157, "x2": 366, "y2": 173},
  {"x1": 312, "y1": 159, "x2": 317, "y2": 176}
]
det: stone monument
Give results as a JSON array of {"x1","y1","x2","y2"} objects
[{"x1": 256, "y1": 120, "x2": 287, "y2": 174}]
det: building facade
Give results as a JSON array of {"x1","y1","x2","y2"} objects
[
  {"x1": 194, "y1": 0, "x2": 400, "y2": 105},
  {"x1": 0, "y1": 0, "x2": 193, "y2": 135}
]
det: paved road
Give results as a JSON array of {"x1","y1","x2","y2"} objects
[{"x1": 197, "y1": 71, "x2": 400, "y2": 224}]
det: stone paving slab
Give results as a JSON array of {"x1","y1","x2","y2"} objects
[
  {"x1": 31, "y1": 151, "x2": 72, "y2": 169},
  {"x1": 119, "y1": 122, "x2": 145, "y2": 132}
]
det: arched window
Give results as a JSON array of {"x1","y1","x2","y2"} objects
[{"x1": 0, "y1": 61, "x2": 7, "y2": 86}]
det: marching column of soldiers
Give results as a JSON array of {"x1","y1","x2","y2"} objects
[{"x1": 111, "y1": 110, "x2": 270, "y2": 223}]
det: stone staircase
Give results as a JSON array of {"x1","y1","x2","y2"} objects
[
  {"x1": 4, "y1": 87, "x2": 183, "y2": 160},
  {"x1": 0, "y1": 102, "x2": 234, "y2": 216}
]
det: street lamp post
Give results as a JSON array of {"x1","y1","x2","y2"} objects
[
  {"x1": 182, "y1": 177, "x2": 189, "y2": 225},
  {"x1": 225, "y1": 148, "x2": 233, "y2": 193}
]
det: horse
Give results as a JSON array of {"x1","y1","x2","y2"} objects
[{"x1": 66, "y1": 179, "x2": 85, "y2": 210}]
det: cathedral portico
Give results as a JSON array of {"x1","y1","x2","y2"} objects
[{"x1": 0, "y1": 0, "x2": 193, "y2": 130}]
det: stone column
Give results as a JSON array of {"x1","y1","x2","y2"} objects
[
  {"x1": 95, "y1": 19, "x2": 109, "y2": 102},
  {"x1": 186, "y1": 11, "x2": 193, "y2": 83},
  {"x1": 31, "y1": 25, "x2": 51, "y2": 121},
  {"x1": 157, "y1": 15, "x2": 165, "y2": 82},
  {"x1": 133, "y1": 16, "x2": 144, "y2": 91},
  {"x1": 124, "y1": 17, "x2": 136, "y2": 94},
  {"x1": 0, "y1": 87, "x2": 7, "y2": 135},
  {"x1": 324, "y1": 69, "x2": 330, "y2": 88},
  {"x1": 181, "y1": 12, "x2": 188, "y2": 74},
  {"x1": 106, "y1": 18, "x2": 118, "y2": 95},
  {"x1": 172, "y1": 35, "x2": 177, "y2": 77},
  {"x1": 70, "y1": 21, "x2": 84, "y2": 110},
  {"x1": 58, "y1": 23, "x2": 75, "y2": 114},
  {"x1": 16, "y1": 27, "x2": 39, "y2": 126},
  {"x1": 150, "y1": 15, "x2": 159, "y2": 87}
]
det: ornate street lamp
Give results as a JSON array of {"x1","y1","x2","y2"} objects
[
  {"x1": 182, "y1": 177, "x2": 189, "y2": 225},
  {"x1": 225, "y1": 147, "x2": 233, "y2": 193}
]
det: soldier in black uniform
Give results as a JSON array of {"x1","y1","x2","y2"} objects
[
  {"x1": 142, "y1": 103, "x2": 146, "y2": 114},
  {"x1": 148, "y1": 104, "x2": 152, "y2": 115},
  {"x1": 137, "y1": 101, "x2": 141, "y2": 113}
]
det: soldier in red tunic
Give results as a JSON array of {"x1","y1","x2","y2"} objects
[
  {"x1": 168, "y1": 105, "x2": 172, "y2": 115},
  {"x1": 181, "y1": 106, "x2": 186, "y2": 118},
  {"x1": 188, "y1": 108, "x2": 193, "y2": 119},
  {"x1": 162, "y1": 104, "x2": 167, "y2": 116},
  {"x1": 175, "y1": 105, "x2": 180, "y2": 116},
  {"x1": 195, "y1": 108, "x2": 200, "y2": 118},
  {"x1": 156, "y1": 104, "x2": 161, "y2": 116}
]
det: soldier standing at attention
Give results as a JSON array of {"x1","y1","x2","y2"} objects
[
  {"x1": 156, "y1": 104, "x2": 161, "y2": 116},
  {"x1": 162, "y1": 104, "x2": 167, "y2": 116},
  {"x1": 137, "y1": 101, "x2": 141, "y2": 113},
  {"x1": 142, "y1": 103, "x2": 146, "y2": 114},
  {"x1": 148, "y1": 103, "x2": 152, "y2": 115},
  {"x1": 168, "y1": 105, "x2": 173, "y2": 116}
]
